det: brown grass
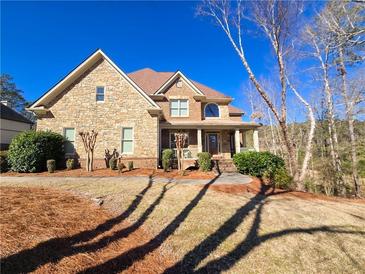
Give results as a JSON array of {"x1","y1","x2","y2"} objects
[
  {"x1": 209, "y1": 177, "x2": 365, "y2": 204},
  {"x1": 0, "y1": 187, "x2": 174, "y2": 273},
  {"x1": 2, "y1": 167, "x2": 216, "y2": 179},
  {"x1": 1, "y1": 176, "x2": 365, "y2": 273}
]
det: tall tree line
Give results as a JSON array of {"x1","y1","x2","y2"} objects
[{"x1": 198, "y1": 0, "x2": 364, "y2": 196}]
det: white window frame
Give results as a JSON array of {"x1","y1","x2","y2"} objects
[
  {"x1": 63, "y1": 127, "x2": 76, "y2": 155},
  {"x1": 96, "y1": 86, "x2": 105, "y2": 103},
  {"x1": 170, "y1": 99, "x2": 189, "y2": 117},
  {"x1": 121, "y1": 127, "x2": 134, "y2": 155},
  {"x1": 204, "y1": 103, "x2": 220, "y2": 119}
]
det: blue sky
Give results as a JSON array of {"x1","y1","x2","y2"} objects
[{"x1": 2, "y1": 1, "x2": 286, "y2": 120}]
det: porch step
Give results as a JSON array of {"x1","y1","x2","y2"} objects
[{"x1": 214, "y1": 159, "x2": 237, "y2": 173}]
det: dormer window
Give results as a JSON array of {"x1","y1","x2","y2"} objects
[
  {"x1": 204, "y1": 103, "x2": 220, "y2": 118},
  {"x1": 96, "y1": 86, "x2": 105, "y2": 102}
]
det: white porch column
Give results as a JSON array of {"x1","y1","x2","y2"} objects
[
  {"x1": 197, "y1": 128, "x2": 203, "y2": 153},
  {"x1": 235, "y1": 129, "x2": 240, "y2": 154},
  {"x1": 253, "y1": 129, "x2": 259, "y2": 152}
]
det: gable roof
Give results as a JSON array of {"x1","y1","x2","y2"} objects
[
  {"x1": 128, "y1": 68, "x2": 231, "y2": 99},
  {"x1": 0, "y1": 103, "x2": 33, "y2": 124},
  {"x1": 29, "y1": 49, "x2": 160, "y2": 110},
  {"x1": 128, "y1": 68, "x2": 243, "y2": 115}
]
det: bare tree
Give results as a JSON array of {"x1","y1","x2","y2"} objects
[
  {"x1": 79, "y1": 130, "x2": 98, "y2": 172},
  {"x1": 323, "y1": 0, "x2": 364, "y2": 196},
  {"x1": 305, "y1": 20, "x2": 346, "y2": 193},
  {"x1": 197, "y1": 0, "x2": 315, "y2": 188},
  {"x1": 306, "y1": 0, "x2": 364, "y2": 195},
  {"x1": 174, "y1": 132, "x2": 188, "y2": 172}
]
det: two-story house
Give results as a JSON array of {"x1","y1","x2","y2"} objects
[{"x1": 28, "y1": 49, "x2": 260, "y2": 169}]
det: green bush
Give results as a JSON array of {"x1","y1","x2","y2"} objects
[
  {"x1": 273, "y1": 167, "x2": 294, "y2": 190},
  {"x1": 118, "y1": 162, "x2": 125, "y2": 173},
  {"x1": 66, "y1": 158, "x2": 74, "y2": 170},
  {"x1": 197, "y1": 152, "x2": 212, "y2": 172},
  {"x1": 0, "y1": 151, "x2": 8, "y2": 173},
  {"x1": 8, "y1": 131, "x2": 64, "y2": 173},
  {"x1": 233, "y1": 151, "x2": 285, "y2": 178},
  {"x1": 109, "y1": 157, "x2": 117, "y2": 170},
  {"x1": 128, "y1": 161, "x2": 134, "y2": 171},
  {"x1": 47, "y1": 159, "x2": 56, "y2": 173},
  {"x1": 162, "y1": 149, "x2": 174, "y2": 171}
]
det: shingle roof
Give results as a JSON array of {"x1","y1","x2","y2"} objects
[
  {"x1": 127, "y1": 68, "x2": 243, "y2": 114},
  {"x1": 0, "y1": 103, "x2": 33, "y2": 124},
  {"x1": 128, "y1": 68, "x2": 233, "y2": 98}
]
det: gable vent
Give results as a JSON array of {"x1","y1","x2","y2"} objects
[{"x1": 176, "y1": 79, "x2": 183, "y2": 88}]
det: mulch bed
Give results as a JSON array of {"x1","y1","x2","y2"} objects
[
  {"x1": 2, "y1": 168, "x2": 216, "y2": 180},
  {"x1": 209, "y1": 177, "x2": 365, "y2": 204},
  {"x1": 0, "y1": 187, "x2": 175, "y2": 273}
]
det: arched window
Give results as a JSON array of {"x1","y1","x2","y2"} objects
[{"x1": 204, "y1": 103, "x2": 220, "y2": 118}]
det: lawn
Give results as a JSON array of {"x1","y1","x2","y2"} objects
[{"x1": 1, "y1": 176, "x2": 365, "y2": 273}]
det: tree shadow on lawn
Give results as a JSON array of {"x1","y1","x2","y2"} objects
[
  {"x1": 164, "y1": 185, "x2": 365, "y2": 273},
  {"x1": 1, "y1": 175, "x2": 172, "y2": 273},
  {"x1": 80, "y1": 179, "x2": 364, "y2": 274},
  {"x1": 3, "y1": 175, "x2": 364, "y2": 274}
]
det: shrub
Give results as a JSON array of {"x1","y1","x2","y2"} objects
[
  {"x1": 273, "y1": 167, "x2": 294, "y2": 190},
  {"x1": 128, "y1": 161, "x2": 134, "y2": 171},
  {"x1": 66, "y1": 158, "x2": 74, "y2": 170},
  {"x1": 198, "y1": 152, "x2": 212, "y2": 172},
  {"x1": 47, "y1": 159, "x2": 56, "y2": 173},
  {"x1": 8, "y1": 130, "x2": 64, "y2": 172},
  {"x1": 109, "y1": 157, "x2": 117, "y2": 170},
  {"x1": 162, "y1": 149, "x2": 174, "y2": 171},
  {"x1": 233, "y1": 151, "x2": 285, "y2": 178},
  {"x1": 0, "y1": 151, "x2": 8, "y2": 173},
  {"x1": 118, "y1": 162, "x2": 125, "y2": 173}
]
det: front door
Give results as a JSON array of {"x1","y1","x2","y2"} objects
[{"x1": 207, "y1": 133, "x2": 219, "y2": 155}]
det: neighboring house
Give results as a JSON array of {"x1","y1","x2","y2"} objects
[
  {"x1": 28, "y1": 49, "x2": 260, "y2": 169},
  {"x1": 0, "y1": 102, "x2": 33, "y2": 150}
]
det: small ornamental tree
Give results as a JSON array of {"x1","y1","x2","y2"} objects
[
  {"x1": 79, "y1": 130, "x2": 98, "y2": 172},
  {"x1": 174, "y1": 132, "x2": 188, "y2": 172}
]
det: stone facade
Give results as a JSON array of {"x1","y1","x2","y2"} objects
[{"x1": 36, "y1": 59, "x2": 159, "y2": 168}]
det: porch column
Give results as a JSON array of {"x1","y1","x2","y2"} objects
[
  {"x1": 197, "y1": 128, "x2": 203, "y2": 153},
  {"x1": 253, "y1": 129, "x2": 259, "y2": 152},
  {"x1": 235, "y1": 129, "x2": 240, "y2": 154}
]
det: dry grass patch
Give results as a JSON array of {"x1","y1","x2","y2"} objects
[
  {"x1": 0, "y1": 186, "x2": 174, "y2": 273},
  {"x1": 1, "y1": 176, "x2": 365, "y2": 273}
]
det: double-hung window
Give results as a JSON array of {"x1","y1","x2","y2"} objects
[
  {"x1": 64, "y1": 128, "x2": 75, "y2": 154},
  {"x1": 170, "y1": 99, "x2": 188, "y2": 117},
  {"x1": 96, "y1": 86, "x2": 105, "y2": 102},
  {"x1": 121, "y1": 127, "x2": 133, "y2": 154}
]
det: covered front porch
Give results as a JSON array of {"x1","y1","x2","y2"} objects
[{"x1": 159, "y1": 121, "x2": 260, "y2": 163}]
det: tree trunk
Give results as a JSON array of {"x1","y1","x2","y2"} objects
[
  {"x1": 338, "y1": 47, "x2": 361, "y2": 197},
  {"x1": 287, "y1": 78, "x2": 316, "y2": 188},
  {"x1": 322, "y1": 47, "x2": 345, "y2": 193},
  {"x1": 86, "y1": 152, "x2": 90, "y2": 172}
]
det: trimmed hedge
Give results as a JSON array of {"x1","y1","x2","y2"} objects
[
  {"x1": 197, "y1": 152, "x2": 212, "y2": 172},
  {"x1": 0, "y1": 151, "x2": 8, "y2": 173},
  {"x1": 7, "y1": 130, "x2": 65, "y2": 172},
  {"x1": 233, "y1": 151, "x2": 285, "y2": 178}
]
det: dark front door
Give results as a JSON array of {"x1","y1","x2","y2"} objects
[{"x1": 207, "y1": 133, "x2": 219, "y2": 155}]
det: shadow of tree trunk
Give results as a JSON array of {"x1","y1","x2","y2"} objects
[
  {"x1": 1, "y1": 176, "x2": 156, "y2": 274},
  {"x1": 77, "y1": 174, "x2": 221, "y2": 274}
]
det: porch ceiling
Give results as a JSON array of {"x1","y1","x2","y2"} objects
[{"x1": 160, "y1": 120, "x2": 261, "y2": 130}]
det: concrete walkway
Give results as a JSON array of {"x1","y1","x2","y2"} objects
[
  {"x1": 0, "y1": 172, "x2": 252, "y2": 186},
  {"x1": 153, "y1": 172, "x2": 252, "y2": 185}
]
